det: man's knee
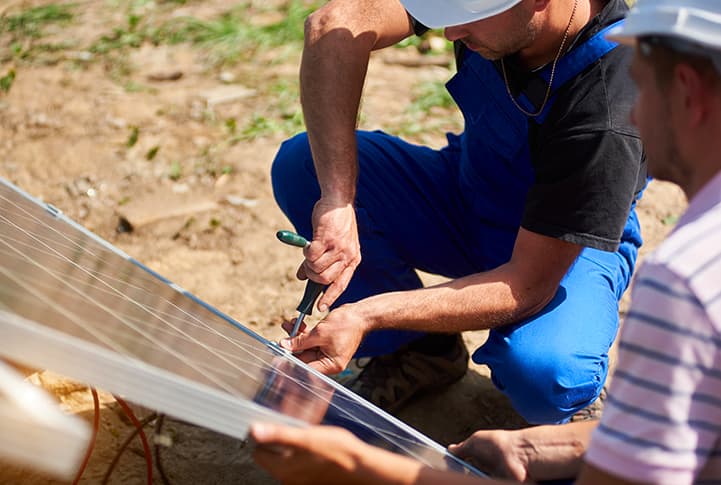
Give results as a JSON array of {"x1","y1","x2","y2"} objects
[
  {"x1": 487, "y1": 345, "x2": 607, "y2": 424},
  {"x1": 512, "y1": 373, "x2": 605, "y2": 424}
]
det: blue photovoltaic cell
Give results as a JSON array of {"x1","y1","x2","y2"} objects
[{"x1": 0, "y1": 177, "x2": 482, "y2": 476}]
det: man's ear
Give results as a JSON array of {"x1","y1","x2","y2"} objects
[{"x1": 675, "y1": 63, "x2": 709, "y2": 126}]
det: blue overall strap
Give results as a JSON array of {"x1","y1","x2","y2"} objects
[
  {"x1": 515, "y1": 19, "x2": 624, "y2": 122},
  {"x1": 443, "y1": 18, "x2": 629, "y2": 265}
]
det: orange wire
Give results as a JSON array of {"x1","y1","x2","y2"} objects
[
  {"x1": 72, "y1": 387, "x2": 100, "y2": 485},
  {"x1": 114, "y1": 396, "x2": 153, "y2": 485}
]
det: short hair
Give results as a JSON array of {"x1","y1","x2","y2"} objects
[{"x1": 638, "y1": 36, "x2": 721, "y2": 90}]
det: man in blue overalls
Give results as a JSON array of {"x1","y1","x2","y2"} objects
[{"x1": 272, "y1": 0, "x2": 646, "y2": 425}]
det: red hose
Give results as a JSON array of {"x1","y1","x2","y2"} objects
[
  {"x1": 114, "y1": 396, "x2": 153, "y2": 485},
  {"x1": 72, "y1": 387, "x2": 100, "y2": 485}
]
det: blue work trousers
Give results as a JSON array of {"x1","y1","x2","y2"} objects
[{"x1": 272, "y1": 129, "x2": 641, "y2": 424}]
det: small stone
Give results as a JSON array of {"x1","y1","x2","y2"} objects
[
  {"x1": 147, "y1": 70, "x2": 183, "y2": 82},
  {"x1": 106, "y1": 116, "x2": 127, "y2": 129},
  {"x1": 196, "y1": 85, "x2": 256, "y2": 107},
  {"x1": 224, "y1": 195, "x2": 258, "y2": 207},
  {"x1": 172, "y1": 183, "x2": 189, "y2": 194},
  {"x1": 218, "y1": 71, "x2": 236, "y2": 83},
  {"x1": 68, "y1": 51, "x2": 93, "y2": 61},
  {"x1": 29, "y1": 113, "x2": 51, "y2": 127},
  {"x1": 428, "y1": 36, "x2": 448, "y2": 52},
  {"x1": 215, "y1": 173, "x2": 230, "y2": 187}
]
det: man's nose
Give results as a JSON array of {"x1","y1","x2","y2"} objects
[{"x1": 444, "y1": 25, "x2": 465, "y2": 42}]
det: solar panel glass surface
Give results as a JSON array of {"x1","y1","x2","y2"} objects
[{"x1": 0, "y1": 178, "x2": 481, "y2": 476}]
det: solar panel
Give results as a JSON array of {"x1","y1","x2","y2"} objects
[
  {"x1": 0, "y1": 177, "x2": 482, "y2": 476},
  {"x1": 0, "y1": 359, "x2": 90, "y2": 478}
]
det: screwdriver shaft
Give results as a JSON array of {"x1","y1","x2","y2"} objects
[{"x1": 290, "y1": 313, "x2": 305, "y2": 338}]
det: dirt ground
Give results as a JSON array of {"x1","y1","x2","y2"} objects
[{"x1": 0, "y1": 1, "x2": 688, "y2": 483}]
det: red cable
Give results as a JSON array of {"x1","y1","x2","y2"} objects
[
  {"x1": 72, "y1": 387, "x2": 100, "y2": 485},
  {"x1": 114, "y1": 396, "x2": 154, "y2": 485}
]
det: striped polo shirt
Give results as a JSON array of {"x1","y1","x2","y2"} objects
[{"x1": 586, "y1": 170, "x2": 721, "y2": 484}]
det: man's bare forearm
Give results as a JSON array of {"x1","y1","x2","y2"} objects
[
  {"x1": 449, "y1": 421, "x2": 597, "y2": 482},
  {"x1": 514, "y1": 421, "x2": 596, "y2": 481},
  {"x1": 300, "y1": 0, "x2": 413, "y2": 202},
  {"x1": 350, "y1": 229, "x2": 583, "y2": 333},
  {"x1": 352, "y1": 268, "x2": 535, "y2": 333}
]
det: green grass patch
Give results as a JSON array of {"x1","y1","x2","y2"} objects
[
  {"x1": 238, "y1": 113, "x2": 278, "y2": 141},
  {"x1": 152, "y1": 0, "x2": 320, "y2": 65},
  {"x1": 168, "y1": 160, "x2": 183, "y2": 180},
  {"x1": 1, "y1": 4, "x2": 75, "y2": 39},
  {"x1": 145, "y1": 146, "x2": 160, "y2": 160},
  {"x1": 408, "y1": 80, "x2": 455, "y2": 113},
  {"x1": 662, "y1": 214, "x2": 679, "y2": 226},
  {"x1": 218, "y1": 78, "x2": 303, "y2": 141},
  {"x1": 1, "y1": 3, "x2": 77, "y2": 62},
  {"x1": 392, "y1": 80, "x2": 462, "y2": 142},
  {"x1": 234, "y1": 106, "x2": 304, "y2": 142},
  {"x1": 90, "y1": 14, "x2": 147, "y2": 55},
  {"x1": 126, "y1": 126, "x2": 140, "y2": 147},
  {"x1": 0, "y1": 69, "x2": 16, "y2": 93},
  {"x1": 88, "y1": 0, "x2": 322, "y2": 67},
  {"x1": 396, "y1": 30, "x2": 453, "y2": 55}
]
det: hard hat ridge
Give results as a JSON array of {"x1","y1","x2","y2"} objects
[{"x1": 608, "y1": 0, "x2": 721, "y2": 51}]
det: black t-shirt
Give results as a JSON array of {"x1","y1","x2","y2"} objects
[{"x1": 412, "y1": 0, "x2": 647, "y2": 252}]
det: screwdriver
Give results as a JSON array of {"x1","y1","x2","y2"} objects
[{"x1": 276, "y1": 230, "x2": 325, "y2": 338}]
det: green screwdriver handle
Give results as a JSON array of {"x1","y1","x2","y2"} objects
[
  {"x1": 276, "y1": 230, "x2": 309, "y2": 248},
  {"x1": 277, "y1": 230, "x2": 325, "y2": 317}
]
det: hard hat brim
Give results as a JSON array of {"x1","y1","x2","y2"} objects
[
  {"x1": 401, "y1": 0, "x2": 523, "y2": 29},
  {"x1": 606, "y1": 4, "x2": 721, "y2": 51}
]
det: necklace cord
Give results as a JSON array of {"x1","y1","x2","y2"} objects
[{"x1": 501, "y1": 0, "x2": 580, "y2": 117}]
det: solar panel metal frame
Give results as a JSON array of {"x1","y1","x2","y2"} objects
[{"x1": 0, "y1": 177, "x2": 483, "y2": 476}]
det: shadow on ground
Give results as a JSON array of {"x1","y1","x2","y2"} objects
[{"x1": 398, "y1": 368, "x2": 529, "y2": 447}]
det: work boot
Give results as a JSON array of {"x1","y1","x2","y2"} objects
[
  {"x1": 570, "y1": 386, "x2": 607, "y2": 422},
  {"x1": 347, "y1": 333, "x2": 469, "y2": 413}
]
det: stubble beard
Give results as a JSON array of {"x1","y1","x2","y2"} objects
[
  {"x1": 467, "y1": 19, "x2": 538, "y2": 61},
  {"x1": 648, "y1": 116, "x2": 691, "y2": 190}
]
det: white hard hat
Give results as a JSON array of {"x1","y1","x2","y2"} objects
[
  {"x1": 608, "y1": 0, "x2": 721, "y2": 51},
  {"x1": 400, "y1": 0, "x2": 523, "y2": 29}
]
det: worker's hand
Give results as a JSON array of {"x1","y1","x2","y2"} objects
[
  {"x1": 300, "y1": 198, "x2": 361, "y2": 311},
  {"x1": 250, "y1": 423, "x2": 371, "y2": 485},
  {"x1": 448, "y1": 429, "x2": 530, "y2": 481},
  {"x1": 280, "y1": 304, "x2": 368, "y2": 375}
]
